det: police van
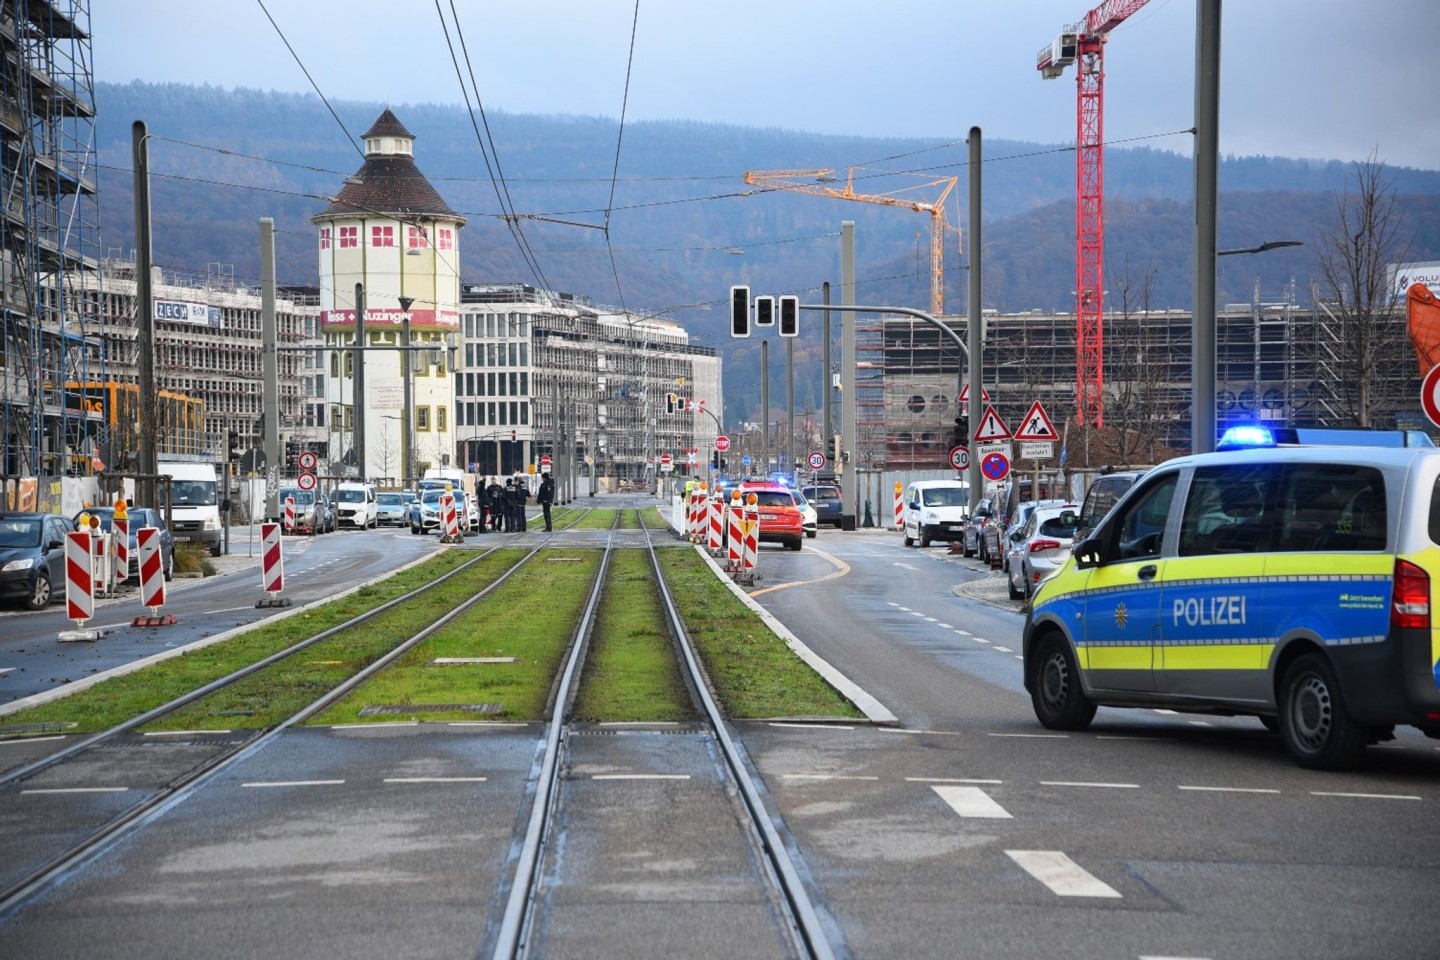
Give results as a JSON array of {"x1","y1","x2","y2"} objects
[{"x1": 1022, "y1": 425, "x2": 1440, "y2": 770}]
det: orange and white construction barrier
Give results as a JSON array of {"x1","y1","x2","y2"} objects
[
  {"x1": 894, "y1": 481, "x2": 904, "y2": 530},
  {"x1": 113, "y1": 501, "x2": 130, "y2": 587},
  {"x1": 707, "y1": 492, "x2": 724, "y2": 555},
  {"x1": 256, "y1": 520, "x2": 290, "y2": 608},
  {"x1": 727, "y1": 490, "x2": 744, "y2": 571},
  {"x1": 736, "y1": 493, "x2": 760, "y2": 584},
  {"x1": 131, "y1": 525, "x2": 175, "y2": 626},
  {"x1": 439, "y1": 492, "x2": 462, "y2": 543},
  {"x1": 64, "y1": 529, "x2": 94, "y2": 625},
  {"x1": 283, "y1": 495, "x2": 296, "y2": 534}
]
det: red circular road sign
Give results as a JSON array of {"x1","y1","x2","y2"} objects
[
  {"x1": 948, "y1": 445, "x2": 970, "y2": 471},
  {"x1": 980, "y1": 450, "x2": 1010, "y2": 482},
  {"x1": 298, "y1": 450, "x2": 318, "y2": 471},
  {"x1": 296, "y1": 471, "x2": 317, "y2": 491},
  {"x1": 1424, "y1": 363, "x2": 1440, "y2": 428},
  {"x1": 807, "y1": 451, "x2": 826, "y2": 470},
  {"x1": 540, "y1": 454, "x2": 552, "y2": 467},
  {"x1": 660, "y1": 453, "x2": 673, "y2": 466},
  {"x1": 715, "y1": 435, "x2": 731, "y2": 452}
]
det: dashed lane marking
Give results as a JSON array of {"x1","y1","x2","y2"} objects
[
  {"x1": 769, "y1": 722, "x2": 856, "y2": 731},
  {"x1": 143, "y1": 729, "x2": 230, "y2": 737},
  {"x1": 894, "y1": 562, "x2": 920, "y2": 571},
  {"x1": 1006, "y1": 850, "x2": 1122, "y2": 898},
  {"x1": 384, "y1": 777, "x2": 488, "y2": 784},
  {"x1": 242, "y1": 780, "x2": 345, "y2": 788},
  {"x1": 21, "y1": 786, "x2": 129, "y2": 795},
  {"x1": 1311, "y1": 791, "x2": 1422, "y2": 801},
  {"x1": 0, "y1": 735, "x2": 63, "y2": 745},
  {"x1": 1041, "y1": 780, "x2": 1139, "y2": 789},
  {"x1": 592, "y1": 774, "x2": 692, "y2": 781},
  {"x1": 876, "y1": 728, "x2": 965, "y2": 736},
  {"x1": 783, "y1": 774, "x2": 881, "y2": 781},
  {"x1": 1179, "y1": 785, "x2": 1281, "y2": 794},
  {"x1": 989, "y1": 732, "x2": 1067, "y2": 738},
  {"x1": 933, "y1": 784, "x2": 1013, "y2": 819}
]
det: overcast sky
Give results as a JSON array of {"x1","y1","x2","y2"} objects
[{"x1": 93, "y1": 0, "x2": 1437, "y2": 171}]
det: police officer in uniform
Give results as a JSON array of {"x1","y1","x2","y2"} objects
[{"x1": 537, "y1": 471, "x2": 555, "y2": 531}]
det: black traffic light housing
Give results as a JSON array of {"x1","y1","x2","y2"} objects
[
  {"x1": 710, "y1": 450, "x2": 719, "y2": 469},
  {"x1": 730, "y1": 285, "x2": 750, "y2": 338},
  {"x1": 778, "y1": 295, "x2": 799, "y2": 337},
  {"x1": 227, "y1": 429, "x2": 242, "y2": 460},
  {"x1": 953, "y1": 414, "x2": 968, "y2": 447},
  {"x1": 665, "y1": 392, "x2": 677, "y2": 415},
  {"x1": 754, "y1": 295, "x2": 775, "y2": 328}
]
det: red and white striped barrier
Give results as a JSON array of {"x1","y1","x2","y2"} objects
[
  {"x1": 283, "y1": 496, "x2": 296, "y2": 534},
  {"x1": 727, "y1": 492, "x2": 743, "y2": 571},
  {"x1": 137, "y1": 526, "x2": 165, "y2": 611},
  {"x1": 688, "y1": 488, "x2": 703, "y2": 542},
  {"x1": 894, "y1": 481, "x2": 904, "y2": 530},
  {"x1": 707, "y1": 493, "x2": 724, "y2": 554},
  {"x1": 64, "y1": 530, "x2": 94, "y2": 624},
  {"x1": 440, "y1": 493, "x2": 461, "y2": 541},
  {"x1": 256, "y1": 521, "x2": 289, "y2": 607},
  {"x1": 113, "y1": 515, "x2": 129, "y2": 584},
  {"x1": 742, "y1": 497, "x2": 760, "y2": 578}
]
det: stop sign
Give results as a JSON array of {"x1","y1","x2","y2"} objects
[{"x1": 715, "y1": 435, "x2": 731, "y2": 452}]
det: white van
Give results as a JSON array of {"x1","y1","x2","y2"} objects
[
  {"x1": 901, "y1": 479, "x2": 971, "y2": 548},
  {"x1": 332, "y1": 482, "x2": 377, "y2": 529},
  {"x1": 159, "y1": 461, "x2": 224, "y2": 556}
]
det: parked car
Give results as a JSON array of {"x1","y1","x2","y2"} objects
[
  {"x1": 901, "y1": 479, "x2": 971, "y2": 548},
  {"x1": 277, "y1": 487, "x2": 323, "y2": 535},
  {"x1": 0, "y1": 511, "x2": 73, "y2": 609},
  {"x1": 315, "y1": 492, "x2": 337, "y2": 533},
  {"x1": 376, "y1": 491, "x2": 411, "y2": 526},
  {"x1": 989, "y1": 498, "x2": 1070, "y2": 572},
  {"x1": 1074, "y1": 468, "x2": 1147, "y2": 540},
  {"x1": 409, "y1": 488, "x2": 474, "y2": 535},
  {"x1": 793, "y1": 488, "x2": 818, "y2": 538},
  {"x1": 961, "y1": 495, "x2": 1002, "y2": 560},
  {"x1": 333, "y1": 481, "x2": 378, "y2": 529},
  {"x1": 1007, "y1": 503, "x2": 1081, "y2": 600},
  {"x1": 800, "y1": 483, "x2": 843, "y2": 529},
  {"x1": 737, "y1": 481, "x2": 805, "y2": 551},
  {"x1": 71, "y1": 507, "x2": 175, "y2": 583}
]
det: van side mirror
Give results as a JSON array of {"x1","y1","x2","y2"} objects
[
  {"x1": 909, "y1": 500, "x2": 919, "y2": 509},
  {"x1": 1073, "y1": 536, "x2": 1102, "y2": 568}
]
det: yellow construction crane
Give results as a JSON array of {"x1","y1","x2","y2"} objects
[{"x1": 743, "y1": 168, "x2": 960, "y2": 316}]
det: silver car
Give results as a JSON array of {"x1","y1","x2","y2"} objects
[{"x1": 1007, "y1": 503, "x2": 1081, "y2": 600}]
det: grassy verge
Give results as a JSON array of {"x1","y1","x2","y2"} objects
[
  {"x1": 0, "y1": 550, "x2": 478, "y2": 734},
  {"x1": 571, "y1": 508, "x2": 619, "y2": 530},
  {"x1": 658, "y1": 548, "x2": 863, "y2": 720},
  {"x1": 307, "y1": 549, "x2": 602, "y2": 724},
  {"x1": 572, "y1": 550, "x2": 695, "y2": 722}
]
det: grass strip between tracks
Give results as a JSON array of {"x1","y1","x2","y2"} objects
[
  {"x1": 571, "y1": 548, "x2": 695, "y2": 722},
  {"x1": 0, "y1": 549, "x2": 485, "y2": 734}
]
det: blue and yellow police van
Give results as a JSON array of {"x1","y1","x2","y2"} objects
[{"x1": 1022, "y1": 426, "x2": 1440, "y2": 769}]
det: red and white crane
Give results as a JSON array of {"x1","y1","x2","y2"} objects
[{"x1": 1036, "y1": 0, "x2": 1151, "y2": 428}]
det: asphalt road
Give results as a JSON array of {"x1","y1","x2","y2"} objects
[{"x1": 0, "y1": 512, "x2": 1436, "y2": 959}]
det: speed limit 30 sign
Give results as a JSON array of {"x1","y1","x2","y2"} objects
[
  {"x1": 807, "y1": 451, "x2": 827, "y2": 470},
  {"x1": 948, "y1": 445, "x2": 970, "y2": 471}
]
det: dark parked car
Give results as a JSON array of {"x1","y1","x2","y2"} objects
[
  {"x1": 801, "y1": 483, "x2": 843, "y2": 528},
  {"x1": 962, "y1": 496, "x2": 1002, "y2": 561},
  {"x1": 0, "y1": 511, "x2": 73, "y2": 609},
  {"x1": 71, "y1": 507, "x2": 175, "y2": 583}
]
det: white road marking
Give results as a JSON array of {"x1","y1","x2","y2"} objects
[
  {"x1": 933, "y1": 785, "x2": 1013, "y2": 819},
  {"x1": 1311, "y1": 791, "x2": 1421, "y2": 801},
  {"x1": 1041, "y1": 780, "x2": 1140, "y2": 789},
  {"x1": 973, "y1": 637, "x2": 991, "y2": 644},
  {"x1": 1153, "y1": 709, "x2": 1180, "y2": 715},
  {"x1": 937, "y1": 622, "x2": 953, "y2": 629},
  {"x1": 908, "y1": 776, "x2": 1002, "y2": 785},
  {"x1": 384, "y1": 777, "x2": 488, "y2": 783},
  {"x1": 922, "y1": 617, "x2": 938, "y2": 622},
  {"x1": 1179, "y1": 785, "x2": 1281, "y2": 794},
  {"x1": 434, "y1": 657, "x2": 518, "y2": 664},
  {"x1": 768, "y1": 722, "x2": 856, "y2": 730},
  {"x1": 894, "y1": 563, "x2": 920, "y2": 571},
  {"x1": 953, "y1": 628, "x2": 972, "y2": 636},
  {"x1": 783, "y1": 774, "x2": 880, "y2": 781},
  {"x1": 877, "y1": 728, "x2": 965, "y2": 736},
  {"x1": 1006, "y1": 850, "x2": 1122, "y2": 898},
  {"x1": 0, "y1": 735, "x2": 64, "y2": 745},
  {"x1": 1139, "y1": 956, "x2": 1214, "y2": 960},
  {"x1": 989, "y1": 732, "x2": 1067, "y2": 738},
  {"x1": 143, "y1": 729, "x2": 231, "y2": 736},
  {"x1": 328, "y1": 721, "x2": 420, "y2": 729},
  {"x1": 993, "y1": 645, "x2": 1013, "y2": 653},
  {"x1": 22, "y1": 786, "x2": 129, "y2": 795},
  {"x1": 592, "y1": 774, "x2": 691, "y2": 780},
  {"x1": 0, "y1": 667, "x2": 14, "y2": 676},
  {"x1": 893, "y1": 605, "x2": 912, "y2": 612},
  {"x1": 1187, "y1": 720, "x2": 1214, "y2": 727},
  {"x1": 242, "y1": 780, "x2": 345, "y2": 788}
]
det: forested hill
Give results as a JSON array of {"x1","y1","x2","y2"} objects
[{"x1": 91, "y1": 81, "x2": 1440, "y2": 417}]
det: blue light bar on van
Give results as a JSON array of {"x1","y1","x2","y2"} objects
[{"x1": 1216, "y1": 425, "x2": 1276, "y2": 450}]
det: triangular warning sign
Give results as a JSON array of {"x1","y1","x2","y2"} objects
[
  {"x1": 972, "y1": 405, "x2": 1011, "y2": 443},
  {"x1": 957, "y1": 383, "x2": 991, "y2": 405},
  {"x1": 1014, "y1": 400, "x2": 1059, "y2": 441}
]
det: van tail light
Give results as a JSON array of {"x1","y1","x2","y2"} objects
[
  {"x1": 1391, "y1": 558, "x2": 1430, "y2": 630},
  {"x1": 1030, "y1": 538, "x2": 1062, "y2": 553}
]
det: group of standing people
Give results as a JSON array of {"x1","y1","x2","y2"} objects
[{"x1": 477, "y1": 472, "x2": 555, "y2": 532}]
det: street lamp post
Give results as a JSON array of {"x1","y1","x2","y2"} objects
[{"x1": 397, "y1": 296, "x2": 415, "y2": 487}]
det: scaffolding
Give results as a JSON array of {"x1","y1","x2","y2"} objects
[
  {"x1": 0, "y1": 0, "x2": 101, "y2": 477},
  {"x1": 856, "y1": 294, "x2": 1423, "y2": 471}
]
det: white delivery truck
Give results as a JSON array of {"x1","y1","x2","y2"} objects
[{"x1": 159, "y1": 461, "x2": 224, "y2": 556}]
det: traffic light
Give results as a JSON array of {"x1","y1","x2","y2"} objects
[
  {"x1": 510, "y1": 429, "x2": 517, "y2": 442},
  {"x1": 831, "y1": 434, "x2": 842, "y2": 463},
  {"x1": 710, "y1": 450, "x2": 719, "y2": 469},
  {"x1": 754, "y1": 295, "x2": 775, "y2": 328},
  {"x1": 665, "y1": 392, "x2": 676, "y2": 415},
  {"x1": 227, "y1": 429, "x2": 241, "y2": 460},
  {"x1": 730, "y1": 285, "x2": 750, "y2": 338},
  {"x1": 953, "y1": 414, "x2": 968, "y2": 447},
  {"x1": 778, "y1": 295, "x2": 799, "y2": 337}
]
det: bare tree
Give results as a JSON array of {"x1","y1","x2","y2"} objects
[
  {"x1": 1103, "y1": 260, "x2": 1180, "y2": 462},
  {"x1": 1313, "y1": 154, "x2": 1412, "y2": 427}
]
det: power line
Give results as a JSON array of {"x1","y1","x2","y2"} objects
[
  {"x1": 599, "y1": 0, "x2": 642, "y2": 315},
  {"x1": 253, "y1": 0, "x2": 364, "y2": 160}
]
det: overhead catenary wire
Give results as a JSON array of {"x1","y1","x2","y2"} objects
[
  {"x1": 253, "y1": 0, "x2": 364, "y2": 160},
  {"x1": 598, "y1": 0, "x2": 642, "y2": 316}
]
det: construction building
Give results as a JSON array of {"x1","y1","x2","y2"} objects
[
  {"x1": 861, "y1": 291, "x2": 1422, "y2": 472},
  {"x1": 0, "y1": 0, "x2": 100, "y2": 477}
]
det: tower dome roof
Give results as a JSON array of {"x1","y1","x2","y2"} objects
[{"x1": 313, "y1": 110, "x2": 464, "y2": 224}]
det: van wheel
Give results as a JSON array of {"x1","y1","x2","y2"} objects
[
  {"x1": 209, "y1": 542, "x2": 223, "y2": 558},
  {"x1": 903, "y1": 532, "x2": 914, "y2": 546},
  {"x1": 1279, "y1": 653, "x2": 1370, "y2": 770},
  {"x1": 1030, "y1": 634, "x2": 1096, "y2": 730}
]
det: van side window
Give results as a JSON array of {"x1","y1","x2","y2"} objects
[
  {"x1": 1100, "y1": 473, "x2": 1176, "y2": 563},
  {"x1": 1178, "y1": 464, "x2": 1276, "y2": 556},
  {"x1": 1273, "y1": 464, "x2": 1386, "y2": 552}
]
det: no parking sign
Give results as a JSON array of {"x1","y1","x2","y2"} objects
[{"x1": 980, "y1": 449, "x2": 1010, "y2": 482}]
